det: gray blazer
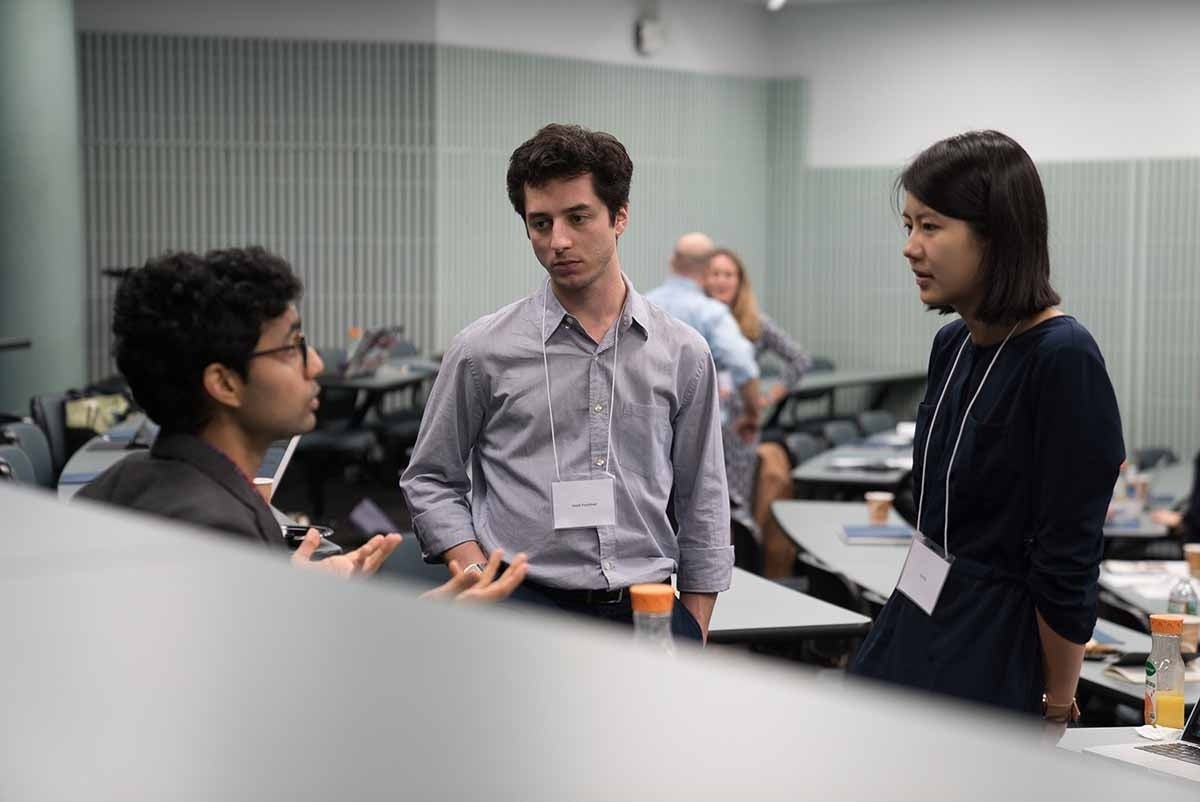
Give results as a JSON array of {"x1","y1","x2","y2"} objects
[{"x1": 77, "y1": 432, "x2": 284, "y2": 548}]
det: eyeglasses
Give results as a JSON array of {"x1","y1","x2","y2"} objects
[{"x1": 248, "y1": 335, "x2": 308, "y2": 369}]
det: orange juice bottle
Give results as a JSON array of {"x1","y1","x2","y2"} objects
[
  {"x1": 1145, "y1": 614, "x2": 1186, "y2": 728},
  {"x1": 631, "y1": 584, "x2": 675, "y2": 657}
]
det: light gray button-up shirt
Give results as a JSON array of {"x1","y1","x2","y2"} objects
[{"x1": 400, "y1": 277, "x2": 734, "y2": 593}]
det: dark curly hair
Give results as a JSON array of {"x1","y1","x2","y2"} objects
[
  {"x1": 111, "y1": 247, "x2": 303, "y2": 434},
  {"x1": 506, "y1": 123, "x2": 633, "y2": 224}
]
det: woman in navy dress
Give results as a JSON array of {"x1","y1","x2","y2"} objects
[{"x1": 850, "y1": 131, "x2": 1125, "y2": 721}]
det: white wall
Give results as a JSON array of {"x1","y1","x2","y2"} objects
[
  {"x1": 75, "y1": 0, "x2": 438, "y2": 41},
  {"x1": 76, "y1": 0, "x2": 775, "y2": 77},
  {"x1": 435, "y1": 0, "x2": 774, "y2": 76},
  {"x1": 768, "y1": 0, "x2": 1200, "y2": 166}
]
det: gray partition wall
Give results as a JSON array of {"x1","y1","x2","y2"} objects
[
  {"x1": 433, "y1": 46, "x2": 772, "y2": 347},
  {"x1": 76, "y1": 32, "x2": 1200, "y2": 458},
  {"x1": 77, "y1": 34, "x2": 437, "y2": 379},
  {"x1": 772, "y1": 159, "x2": 1200, "y2": 458}
]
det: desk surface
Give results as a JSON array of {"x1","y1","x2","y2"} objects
[
  {"x1": 10, "y1": 483, "x2": 1187, "y2": 800},
  {"x1": 772, "y1": 500, "x2": 909, "y2": 600},
  {"x1": 792, "y1": 446, "x2": 912, "y2": 489},
  {"x1": 318, "y1": 358, "x2": 439, "y2": 392},
  {"x1": 705, "y1": 566, "x2": 870, "y2": 643},
  {"x1": 1101, "y1": 561, "x2": 1199, "y2": 615},
  {"x1": 1056, "y1": 726, "x2": 1149, "y2": 753},
  {"x1": 789, "y1": 368, "x2": 926, "y2": 394}
]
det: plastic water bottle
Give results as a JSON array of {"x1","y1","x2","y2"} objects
[
  {"x1": 1167, "y1": 576, "x2": 1199, "y2": 615},
  {"x1": 631, "y1": 584, "x2": 675, "y2": 657}
]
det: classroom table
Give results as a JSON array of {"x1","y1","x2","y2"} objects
[
  {"x1": 791, "y1": 446, "x2": 913, "y2": 493},
  {"x1": 317, "y1": 357, "x2": 438, "y2": 427},
  {"x1": 7, "y1": 483, "x2": 1184, "y2": 800},
  {"x1": 1056, "y1": 727, "x2": 1149, "y2": 753},
  {"x1": 1100, "y1": 560, "x2": 1199, "y2": 616},
  {"x1": 764, "y1": 367, "x2": 926, "y2": 427},
  {"x1": 1081, "y1": 618, "x2": 1199, "y2": 710},
  {"x1": 704, "y1": 566, "x2": 871, "y2": 644},
  {"x1": 771, "y1": 500, "x2": 909, "y2": 602}
]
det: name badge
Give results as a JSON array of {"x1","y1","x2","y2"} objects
[
  {"x1": 552, "y1": 477, "x2": 616, "y2": 529},
  {"x1": 895, "y1": 534, "x2": 952, "y2": 616}
]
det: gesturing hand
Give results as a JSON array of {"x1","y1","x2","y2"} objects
[
  {"x1": 420, "y1": 549, "x2": 529, "y2": 604},
  {"x1": 290, "y1": 529, "x2": 403, "y2": 578}
]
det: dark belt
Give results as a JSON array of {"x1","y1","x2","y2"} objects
[{"x1": 524, "y1": 576, "x2": 671, "y2": 607}]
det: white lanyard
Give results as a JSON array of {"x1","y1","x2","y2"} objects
[
  {"x1": 916, "y1": 322, "x2": 1019, "y2": 556},
  {"x1": 541, "y1": 279, "x2": 618, "y2": 481}
]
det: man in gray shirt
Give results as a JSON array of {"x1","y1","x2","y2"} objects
[{"x1": 401, "y1": 124, "x2": 733, "y2": 641}]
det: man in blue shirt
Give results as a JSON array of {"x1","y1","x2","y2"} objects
[{"x1": 646, "y1": 233, "x2": 761, "y2": 445}]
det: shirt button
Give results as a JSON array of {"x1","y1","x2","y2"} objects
[
  {"x1": 603, "y1": 560, "x2": 614, "y2": 571},
  {"x1": 595, "y1": 457, "x2": 606, "y2": 467},
  {"x1": 593, "y1": 403, "x2": 604, "y2": 413}
]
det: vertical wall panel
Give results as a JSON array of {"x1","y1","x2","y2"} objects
[
  {"x1": 1141, "y1": 159, "x2": 1200, "y2": 456},
  {"x1": 433, "y1": 46, "x2": 772, "y2": 347},
  {"x1": 78, "y1": 33, "x2": 436, "y2": 379}
]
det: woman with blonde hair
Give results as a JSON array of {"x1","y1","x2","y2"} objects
[{"x1": 705, "y1": 247, "x2": 812, "y2": 577}]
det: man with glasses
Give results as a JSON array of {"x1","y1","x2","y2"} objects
[{"x1": 78, "y1": 247, "x2": 526, "y2": 597}]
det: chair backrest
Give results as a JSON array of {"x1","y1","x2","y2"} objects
[
  {"x1": 389, "y1": 339, "x2": 419, "y2": 359},
  {"x1": 30, "y1": 393, "x2": 68, "y2": 476},
  {"x1": 807, "y1": 357, "x2": 835, "y2": 373},
  {"x1": 1133, "y1": 447, "x2": 1178, "y2": 472},
  {"x1": 857, "y1": 410, "x2": 897, "y2": 437},
  {"x1": 0, "y1": 445, "x2": 37, "y2": 485},
  {"x1": 822, "y1": 420, "x2": 859, "y2": 447},
  {"x1": 0, "y1": 422, "x2": 53, "y2": 488},
  {"x1": 784, "y1": 432, "x2": 824, "y2": 466}
]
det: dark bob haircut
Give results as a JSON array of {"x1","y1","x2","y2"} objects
[
  {"x1": 111, "y1": 247, "x2": 302, "y2": 434},
  {"x1": 506, "y1": 123, "x2": 633, "y2": 225},
  {"x1": 898, "y1": 130, "x2": 1060, "y2": 325}
]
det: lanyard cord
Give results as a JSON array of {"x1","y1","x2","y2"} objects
[
  {"x1": 541, "y1": 279, "x2": 619, "y2": 482},
  {"x1": 916, "y1": 322, "x2": 1019, "y2": 556}
]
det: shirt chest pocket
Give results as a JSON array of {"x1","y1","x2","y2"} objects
[
  {"x1": 617, "y1": 400, "x2": 673, "y2": 482},
  {"x1": 951, "y1": 414, "x2": 1016, "y2": 507}
]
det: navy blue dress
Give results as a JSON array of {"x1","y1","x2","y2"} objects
[{"x1": 851, "y1": 316, "x2": 1124, "y2": 713}]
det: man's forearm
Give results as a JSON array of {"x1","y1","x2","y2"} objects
[
  {"x1": 442, "y1": 540, "x2": 487, "y2": 570},
  {"x1": 679, "y1": 592, "x2": 717, "y2": 643}
]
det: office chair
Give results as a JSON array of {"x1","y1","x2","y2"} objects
[
  {"x1": 857, "y1": 410, "x2": 896, "y2": 437},
  {"x1": 0, "y1": 422, "x2": 53, "y2": 488},
  {"x1": 30, "y1": 393, "x2": 69, "y2": 479},
  {"x1": 821, "y1": 420, "x2": 859, "y2": 448},
  {"x1": 0, "y1": 445, "x2": 37, "y2": 485},
  {"x1": 784, "y1": 431, "x2": 824, "y2": 467}
]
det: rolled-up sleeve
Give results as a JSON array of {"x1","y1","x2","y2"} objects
[
  {"x1": 671, "y1": 349, "x2": 735, "y2": 592},
  {"x1": 1028, "y1": 338, "x2": 1124, "y2": 643},
  {"x1": 399, "y1": 333, "x2": 487, "y2": 560},
  {"x1": 707, "y1": 307, "x2": 759, "y2": 388}
]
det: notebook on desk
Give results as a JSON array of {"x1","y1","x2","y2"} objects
[{"x1": 840, "y1": 524, "x2": 914, "y2": 545}]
